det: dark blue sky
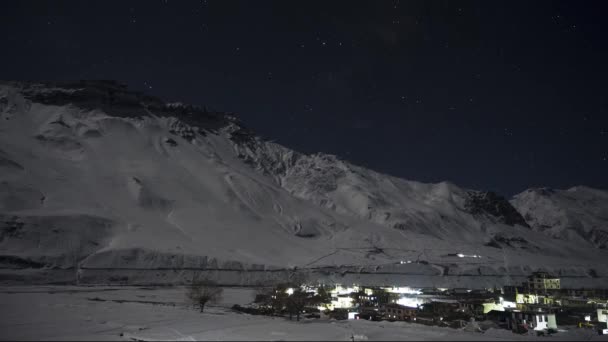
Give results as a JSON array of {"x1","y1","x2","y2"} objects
[{"x1": 2, "y1": 0, "x2": 607, "y2": 196}]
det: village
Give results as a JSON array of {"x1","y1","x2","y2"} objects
[{"x1": 233, "y1": 272, "x2": 608, "y2": 337}]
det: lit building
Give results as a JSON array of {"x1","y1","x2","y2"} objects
[
  {"x1": 482, "y1": 301, "x2": 506, "y2": 314},
  {"x1": 384, "y1": 287, "x2": 422, "y2": 295},
  {"x1": 396, "y1": 296, "x2": 425, "y2": 308},
  {"x1": 508, "y1": 311, "x2": 557, "y2": 331},
  {"x1": 527, "y1": 272, "x2": 560, "y2": 292},
  {"x1": 516, "y1": 293, "x2": 539, "y2": 305},
  {"x1": 598, "y1": 308, "x2": 608, "y2": 323},
  {"x1": 383, "y1": 303, "x2": 418, "y2": 321},
  {"x1": 318, "y1": 284, "x2": 357, "y2": 311}
]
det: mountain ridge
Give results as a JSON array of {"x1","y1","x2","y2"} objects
[{"x1": 1, "y1": 80, "x2": 606, "y2": 287}]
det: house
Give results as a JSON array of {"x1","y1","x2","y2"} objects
[
  {"x1": 421, "y1": 288, "x2": 447, "y2": 296},
  {"x1": 460, "y1": 299, "x2": 495, "y2": 317},
  {"x1": 562, "y1": 288, "x2": 608, "y2": 299},
  {"x1": 486, "y1": 310, "x2": 511, "y2": 329},
  {"x1": 421, "y1": 299, "x2": 461, "y2": 316},
  {"x1": 451, "y1": 288, "x2": 472, "y2": 295},
  {"x1": 599, "y1": 308, "x2": 608, "y2": 324},
  {"x1": 503, "y1": 285, "x2": 524, "y2": 302},
  {"x1": 471, "y1": 289, "x2": 491, "y2": 295},
  {"x1": 414, "y1": 316, "x2": 435, "y2": 326},
  {"x1": 516, "y1": 293, "x2": 539, "y2": 305},
  {"x1": 419, "y1": 299, "x2": 477, "y2": 323},
  {"x1": 333, "y1": 294, "x2": 354, "y2": 309},
  {"x1": 526, "y1": 272, "x2": 560, "y2": 293},
  {"x1": 356, "y1": 309, "x2": 383, "y2": 321},
  {"x1": 483, "y1": 301, "x2": 507, "y2": 314},
  {"x1": 383, "y1": 303, "x2": 418, "y2": 321},
  {"x1": 508, "y1": 311, "x2": 557, "y2": 331},
  {"x1": 562, "y1": 297, "x2": 593, "y2": 309},
  {"x1": 598, "y1": 308, "x2": 608, "y2": 331}
]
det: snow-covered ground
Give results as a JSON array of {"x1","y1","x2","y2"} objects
[{"x1": 1, "y1": 286, "x2": 607, "y2": 341}]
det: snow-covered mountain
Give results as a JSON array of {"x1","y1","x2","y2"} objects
[
  {"x1": 0, "y1": 80, "x2": 606, "y2": 287},
  {"x1": 512, "y1": 186, "x2": 608, "y2": 249}
]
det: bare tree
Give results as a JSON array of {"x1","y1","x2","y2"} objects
[
  {"x1": 186, "y1": 274, "x2": 223, "y2": 313},
  {"x1": 66, "y1": 239, "x2": 84, "y2": 285}
]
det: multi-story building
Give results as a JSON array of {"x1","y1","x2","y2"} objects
[
  {"x1": 383, "y1": 303, "x2": 418, "y2": 321},
  {"x1": 527, "y1": 272, "x2": 560, "y2": 293}
]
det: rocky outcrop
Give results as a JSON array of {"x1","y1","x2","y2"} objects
[{"x1": 464, "y1": 191, "x2": 529, "y2": 227}]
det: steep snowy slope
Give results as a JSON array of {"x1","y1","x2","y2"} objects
[
  {"x1": 233, "y1": 129, "x2": 530, "y2": 242},
  {"x1": 0, "y1": 81, "x2": 606, "y2": 287},
  {"x1": 0, "y1": 81, "x2": 379, "y2": 268},
  {"x1": 512, "y1": 186, "x2": 608, "y2": 249}
]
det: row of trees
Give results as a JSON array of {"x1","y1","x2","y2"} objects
[
  {"x1": 254, "y1": 283, "x2": 333, "y2": 321},
  {"x1": 184, "y1": 275, "x2": 332, "y2": 320}
]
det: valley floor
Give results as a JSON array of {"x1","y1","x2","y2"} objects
[{"x1": 1, "y1": 286, "x2": 607, "y2": 341}]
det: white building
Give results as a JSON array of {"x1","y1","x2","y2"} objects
[
  {"x1": 599, "y1": 308, "x2": 608, "y2": 323},
  {"x1": 509, "y1": 311, "x2": 557, "y2": 331}
]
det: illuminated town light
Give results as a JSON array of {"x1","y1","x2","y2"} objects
[
  {"x1": 386, "y1": 287, "x2": 423, "y2": 295},
  {"x1": 455, "y1": 253, "x2": 483, "y2": 258},
  {"x1": 397, "y1": 297, "x2": 424, "y2": 307}
]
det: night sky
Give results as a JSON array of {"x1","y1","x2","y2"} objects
[{"x1": 2, "y1": 0, "x2": 607, "y2": 196}]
